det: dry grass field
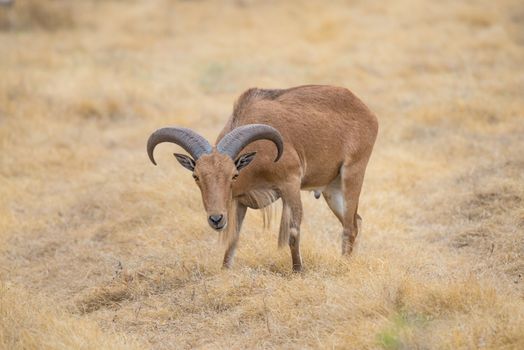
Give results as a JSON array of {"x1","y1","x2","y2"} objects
[{"x1": 1, "y1": 0, "x2": 523, "y2": 348}]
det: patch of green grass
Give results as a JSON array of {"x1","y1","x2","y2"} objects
[{"x1": 377, "y1": 311, "x2": 431, "y2": 349}]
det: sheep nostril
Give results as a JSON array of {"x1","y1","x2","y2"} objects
[{"x1": 208, "y1": 214, "x2": 223, "y2": 225}]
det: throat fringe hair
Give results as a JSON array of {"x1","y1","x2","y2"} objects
[{"x1": 220, "y1": 190, "x2": 279, "y2": 246}]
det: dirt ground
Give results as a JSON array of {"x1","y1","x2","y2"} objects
[{"x1": 1, "y1": 0, "x2": 523, "y2": 349}]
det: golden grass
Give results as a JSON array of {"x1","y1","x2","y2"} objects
[
  {"x1": 1, "y1": 0, "x2": 523, "y2": 348},
  {"x1": 0, "y1": 282, "x2": 140, "y2": 349}
]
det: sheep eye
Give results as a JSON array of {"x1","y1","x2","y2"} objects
[
  {"x1": 192, "y1": 174, "x2": 199, "y2": 181},
  {"x1": 232, "y1": 174, "x2": 239, "y2": 181}
]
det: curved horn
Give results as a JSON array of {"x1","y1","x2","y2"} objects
[
  {"x1": 217, "y1": 124, "x2": 283, "y2": 162},
  {"x1": 147, "y1": 127, "x2": 212, "y2": 165}
]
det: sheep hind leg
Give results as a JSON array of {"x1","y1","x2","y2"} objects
[
  {"x1": 340, "y1": 159, "x2": 367, "y2": 256},
  {"x1": 323, "y1": 168, "x2": 364, "y2": 255}
]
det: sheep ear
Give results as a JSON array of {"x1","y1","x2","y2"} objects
[
  {"x1": 235, "y1": 152, "x2": 256, "y2": 171},
  {"x1": 173, "y1": 153, "x2": 195, "y2": 171}
]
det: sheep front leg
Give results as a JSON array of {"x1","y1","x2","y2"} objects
[
  {"x1": 223, "y1": 202, "x2": 247, "y2": 269},
  {"x1": 279, "y1": 186, "x2": 303, "y2": 272}
]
